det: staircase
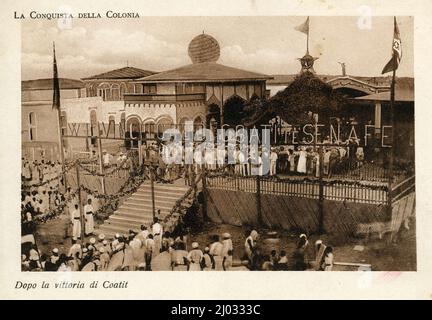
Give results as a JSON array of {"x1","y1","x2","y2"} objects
[{"x1": 96, "y1": 180, "x2": 190, "y2": 238}]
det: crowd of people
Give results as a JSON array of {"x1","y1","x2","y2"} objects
[
  {"x1": 22, "y1": 221, "x2": 334, "y2": 272},
  {"x1": 139, "y1": 137, "x2": 365, "y2": 183}
]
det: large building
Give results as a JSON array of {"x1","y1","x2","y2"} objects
[
  {"x1": 123, "y1": 33, "x2": 273, "y2": 137},
  {"x1": 21, "y1": 78, "x2": 89, "y2": 161}
]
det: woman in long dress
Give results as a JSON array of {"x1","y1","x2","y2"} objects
[{"x1": 297, "y1": 147, "x2": 307, "y2": 174}]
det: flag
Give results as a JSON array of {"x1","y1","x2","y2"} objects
[
  {"x1": 382, "y1": 17, "x2": 402, "y2": 74},
  {"x1": 295, "y1": 17, "x2": 309, "y2": 35},
  {"x1": 52, "y1": 42, "x2": 61, "y2": 110}
]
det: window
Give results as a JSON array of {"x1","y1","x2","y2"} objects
[
  {"x1": 28, "y1": 112, "x2": 37, "y2": 141},
  {"x1": 108, "y1": 115, "x2": 115, "y2": 136},
  {"x1": 97, "y1": 83, "x2": 111, "y2": 101},
  {"x1": 120, "y1": 83, "x2": 127, "y2": 99},
  {"x1": 143, "y1": 84, "x2": 156, "y2": 94},
  {"x1": 111, "y1": 84, "x2": 120, "y2": 100}
]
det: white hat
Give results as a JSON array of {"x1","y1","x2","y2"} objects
[
  {"x1": 89, "y1": 238, "x2": 96, "y2": 244},
  {"x1": 52, "y1": 248, "x2": 59, "y2": 254},
  {"x1": 191, "y1": 242, "x2": 199, "y2": 249},
  {"x1": 82, "y1": 248, "x2": 88, "y2": 253},
  {"x1": 98, "y1": 247, "x2": 105, "y2": 253},
  {"x1": 115, "y1": 233, "x2": 120, "y2": 239},
  {"x1": 98, "y1": 234, "x2": 105, "y2": 241},
  {"x1": 223, "y1": 233, "x2": 231, "y2": 239},
  {"x1": 102, "y1": 240, "x2": 108, "y2": 245}
]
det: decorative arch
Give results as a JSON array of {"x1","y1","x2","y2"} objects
[
  {"x1": 155, "y1": 115, "x2": 174, "y2": 134},
  {"x1": 206, "y1": 103, "x2": 221, "y2": 128},
  {"x1": 326, "y1": 76, "x2": 386, "y2": 96},
  {"x1": 125, "y1": 115, "x2": 142, "y2": 149},
  {"x1": 193, "y1": 115, "x2": 204, "y2": 132},
  {"x1": 97, "y1": 82, "x2": 111, "y2": 100},
  {"x1": 178, "y1": 117, "x2": 191, "y2": 133}
]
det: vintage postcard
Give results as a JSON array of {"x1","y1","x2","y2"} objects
[{"x1": 0, "y1": 0, "x2": 431, "y2": 300}]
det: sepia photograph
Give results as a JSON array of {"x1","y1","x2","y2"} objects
[{"x1": 18, "y1": 14, "x2": 416, "y2": 274}]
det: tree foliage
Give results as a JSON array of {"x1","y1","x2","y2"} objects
[{"x1": 243, "y1": 72, "x2": 347, "y2": 126}]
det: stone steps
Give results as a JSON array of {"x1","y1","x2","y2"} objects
[{"x1": 96, "y1": 181, "x2": 189, "y2": 239}]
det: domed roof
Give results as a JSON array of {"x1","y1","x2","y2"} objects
[{"x1": 188, "y1": 33, "x2": 220, "y2": 64}]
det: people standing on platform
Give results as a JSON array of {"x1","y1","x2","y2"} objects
[
  {"x1": 239, "y1": 150, "x2": 248, "y2": 176},
  {"x1": 288, "y1": 149, "x2": 296, "y2": 174},
  {"x1": 84, "y1": 198, "x2": 95, "y2": 236},
  {"x1": 270, "y1": 148, "x2": 278, "y2": 176},
  {"x1": 297, "y1": 147, "x2": 307, "y2": 175},
  {"x1": 102, "y1": 150, "x2": 113, "y2": 168}
]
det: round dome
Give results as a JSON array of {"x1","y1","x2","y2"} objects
[{"x1": 188, "y1": 33, "x2": 220, "y2": 64}]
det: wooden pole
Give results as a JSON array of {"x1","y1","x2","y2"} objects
[
  {"x1": 201, "y1": 166, "x2": 208, "y2": 220},
  {"x1": 388, "y1": 68, "x2": 396, "y2": 215},
  {"x1": 97, "y1": 122, "x2": 106, "y2": 195},
  {"x1": 256, "y1": 174, "x2": 263, "y2": 226},
  {"x1": 56, "y1": 108, "x2": 67, "y2": 190},
  {"x1": 75, "y1": 163, "x2": 85, "y2": 241},
  {"x1": 150, "y1": 165, "x2": 156, "y2": 220},
  {"x1": 318, "y1": 145, "x2": 325, "y2": 234}
]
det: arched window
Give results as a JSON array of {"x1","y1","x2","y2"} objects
[
  {"x1": 28, "y1": 112, "x2": 37, "y2": 141},
  {"x1": 97, "y1": 83, "x2": 110, "y2": 101},
  {"x1": 108, "y1": 115, "x2": 115, "y2": 136},
  {"x1": 111, "y1": 84, "x2": 120, "y2": 100},
  {"x1": 156, "y1": 117, "x2": 174, "y2": 136},
  {"x1": 193, "y1": 116, "x2": 203, "y2": 132}
]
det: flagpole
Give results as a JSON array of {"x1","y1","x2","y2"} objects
[
  {"x1": 307, "y1": 17, "x2": 309, "y2": 54},
  {"x1": 53, "y1": 42, "x2": 67, "y2": 190},
  {"x1": 387, "y1": 64, "x2": 396, "y2": 212}
]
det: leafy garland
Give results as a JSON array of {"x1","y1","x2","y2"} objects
[
  {"x1": 30, "y1": 189, "x2": 80, "y2": 223},
  {"x1": 76, "y1": 160, "x2": 131, "y2": 177},
  {"x1": 80, "y1": 170, "x2": 146, "y2": 201}
]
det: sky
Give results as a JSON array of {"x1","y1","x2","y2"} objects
[{"x1": 21, "y1": 16, "x2": 414, "y2": 80}]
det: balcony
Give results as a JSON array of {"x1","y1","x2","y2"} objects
[{"x1": 124, "y1": 93, "x2": 206, "y2": 103}]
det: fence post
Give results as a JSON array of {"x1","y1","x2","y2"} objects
[
  {"x1": 256, "y1": 174, "x2": 263, "y2": 226},
  {"x1": 75, "y1": 163, "x2": 86, "y2": 241},
  {"x1": 201, "y1": 167, "x2": 208, "y2": 220},
  {"x1": 318, "y1": 146, "x2": 325, "y2": 234}
]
